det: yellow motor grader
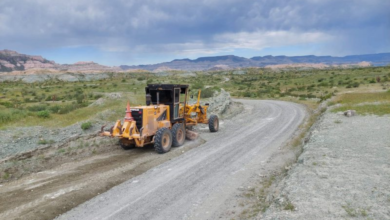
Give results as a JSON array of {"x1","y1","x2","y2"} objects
[{"x1": 101, "y1": 84, "x2": 219, "y2": 154}]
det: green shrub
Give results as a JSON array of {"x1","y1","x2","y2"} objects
[
  {"x1": 307, "y1": 93, "x2": 317, "y2": 99},
  {"x1": 284, "y1": 202, "x2": 295, "y2": 211},
  {"x1": 0, "y1": 109, "x2": 28, "y2": 124},
  {"x1": 81, "y1": 121, "x2": 92, "y2": 130},
  {"x1": 2, "y1": 172, "x2": 10, "y2": 180},
  {"x1": 0, "y1": 101, "x2": 13, "y2": 108},
  {"x1": 320, "y1": 93, "x2": 333, "y2": 102},
  {"x1": 38, "y1": 139, "x2": 55, "y2": 145},
  {"x1": 56, "y1": 103, "x2": 88, "y2": 114},
  {"x1": 49, "y1": 105, "x2": 61, "y2": 113},
  {"x1": 76, "y1": 95, "x2": 84, "y2": 104},
  {"x1": 243, "y1": 91, "x2": 252, "y2": 97},
  {"x1": 352, "y1": 82, "x2": 360, "y2": 88},
  {"x1": 192, "y1": 82, "x2": 204, "y2": 90},
  {"x1": 37, "y1": 110, "x2": 50, "y2": 118},
  {"x1": 146, "y1": 78, "x2": 153, "y2": 84},
  {"x1": 27, "y1": 104, "x2": 47, "y2": 112},
  {"x1": 93, "y1": 94, "x2": 103, "y2": 100},
  {"x1": 201, "y1": 88, "x2": 215, "y2": 98}
]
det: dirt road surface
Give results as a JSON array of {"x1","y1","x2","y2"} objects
[{"x1": 56, "y1": 100, "x2": 307, "y2": 220}]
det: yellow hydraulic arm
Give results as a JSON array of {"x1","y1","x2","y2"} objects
[{"x1": 185, "y1": 90, "x2": 208, "y2": 125}]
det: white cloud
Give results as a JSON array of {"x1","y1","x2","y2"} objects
[
  {"x1": 0, "y1": 0, "x2": 388, "y2": 64},
  {"x1": 214, "y1": 31, "x2": 332, "y2": 50},
  {"x1": 144, "y1": 31, "x2": 332, "y2": 55}
]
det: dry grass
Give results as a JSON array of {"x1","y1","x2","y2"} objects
[
  {"x1": 4, "y1": 95, "x2": 144, "y2": 128},
  {"x1": 332, "y1": 90, "x2": 390, "y2": 116},
  {"x1": 333, "y1": 103, "x2": 390, "y2": 116},
  {"x1": 238, "y1": 174, "x2": 279, "y2": 219},
  {"x1": 333, "y1": 91, "x2": 390, "y2": 105}
]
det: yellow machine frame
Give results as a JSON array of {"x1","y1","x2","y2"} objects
[{"x1": 101, "y1": 84, "x2": 219, "y2": 153}]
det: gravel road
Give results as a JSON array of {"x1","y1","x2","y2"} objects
[
  {"x1": 261, "y1": 112, "x2": 390, "y2": 219},
  {"x1": 56, "y1": 100, "x2": 307, "y2": 220}
]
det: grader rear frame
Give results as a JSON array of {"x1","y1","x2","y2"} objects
[{"x1": 101, "y1": 84, "x2": 219, "y2": 154}]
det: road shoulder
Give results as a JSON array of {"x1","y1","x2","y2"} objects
[{"x1": 261, "y1": 112, "x2": 390, "y2": 219}]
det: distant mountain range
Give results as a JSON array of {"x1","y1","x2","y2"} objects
[
  {"x1": 1, "y1": 49, "x2": 389, "y2": 73},
  {"x1": 121, "y1": 53, "x2": 390, "y2": 71}
]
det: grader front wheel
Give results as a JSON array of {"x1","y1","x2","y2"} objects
[
  {"x1": 154, "y1": 127, "x2": 173, "y2": 154},
  {"x1": 208, "y1": 115, "x2": 219, "y2": 132}
]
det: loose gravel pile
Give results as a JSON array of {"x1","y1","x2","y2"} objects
[
  {"x1": 205, "y1": 89, "x2": 232, "y2": 116},
  {"x1": 261, "y1": 112, "x2": 390, "y2": 219},
  {"x1": 0, "y1": 122, "x2": 101, "y2": 161}
]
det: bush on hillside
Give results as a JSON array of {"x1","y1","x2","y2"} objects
[
  {"x1": 81, "y1": 121, "x2": 92, "y2": 130},
  {"x1": 37, "y1": 110, "x2": 50, "y2": 118}
]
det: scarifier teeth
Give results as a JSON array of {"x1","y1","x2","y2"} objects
[{"x1": 101, "y1": 124, "x2": 107, "y2": 133}]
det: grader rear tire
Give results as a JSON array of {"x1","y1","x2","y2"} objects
[
  {"x1": 154, "y1": 127, "x2": 173, "y2": 154},
  {"x1": 208, "y1": 115, "x2": 219, "y2": 132},
  {"x1": 172, "y1": 123, "x2": 185, "y2": 147}
]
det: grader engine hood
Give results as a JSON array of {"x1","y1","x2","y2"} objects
[
  {"x1": 133, "y1": 106, "x2": 170, "y2": 137},
  {"x1": 101, "y1": 105, "x2": 170, "y2": 138}
]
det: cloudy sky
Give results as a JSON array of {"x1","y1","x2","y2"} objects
[{"x1": 1, "y1": 0, "x2": 389, "y2": 66}]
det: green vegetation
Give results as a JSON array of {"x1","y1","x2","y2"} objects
[
  {"x1": 333, "y1": 91, "x2": 390, "y2": 105},
  {"x1": 0, "y1": 66, "x2": 389, "y2": 128},
  {"x1": 331, "y1": 90, "x2": 390, "y2": 115},
  {"x1": 341, "y1": 203, "x2": 370, "y2": 217},
  {"x1": 38, "y1": 139, "x2": 55, "y2": 145},
  {"x1": 37, "y1": 110, "x2": 50, "y2": 118},
  {"x1": 2, "y1": 172, "x2": 10, "y2": 180},
  {"x1": 81, "y1": 121, "x2": 92, "y2": 130},
  {"x1": 284, "y1": 201, "x2": 295, "y2": 211},
  {"x1": 333, "y1": 103, "x2": 390, "y2": 116}
]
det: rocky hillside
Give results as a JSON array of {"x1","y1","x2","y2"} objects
[
  {"x1": 59, "y1": 61, "x2": 120, "y2": 72},
  {"x1": 121, "y1": 53, "x2": 390, "y2": 71},
  {"x1": 0, "y1": 50, "x2": 120, "y2": 72},
  {"x1": 0, "y1": 50, "x2": 56, "y2": 72}
]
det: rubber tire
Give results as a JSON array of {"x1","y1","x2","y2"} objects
[
  {"x1": 208, "y1": 115, "x2": 219, "y2": 132},
  {"x1": 154, "y1": 127, "x2": 173, "y2": 154},
  {"x1": 119, "y1": 139, "x2": 135, "y2": 150},
  {"x1": 172, "y1": 123, "x2": 185, "y2": 147}
]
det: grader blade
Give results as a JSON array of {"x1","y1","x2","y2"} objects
[{"x1": 185, "y1": 130, "x2": 199, "y2": 140}]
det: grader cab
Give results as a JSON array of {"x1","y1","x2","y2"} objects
[{"x1": 101, "y1": 84, "x2": 219, "y2": 154}]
